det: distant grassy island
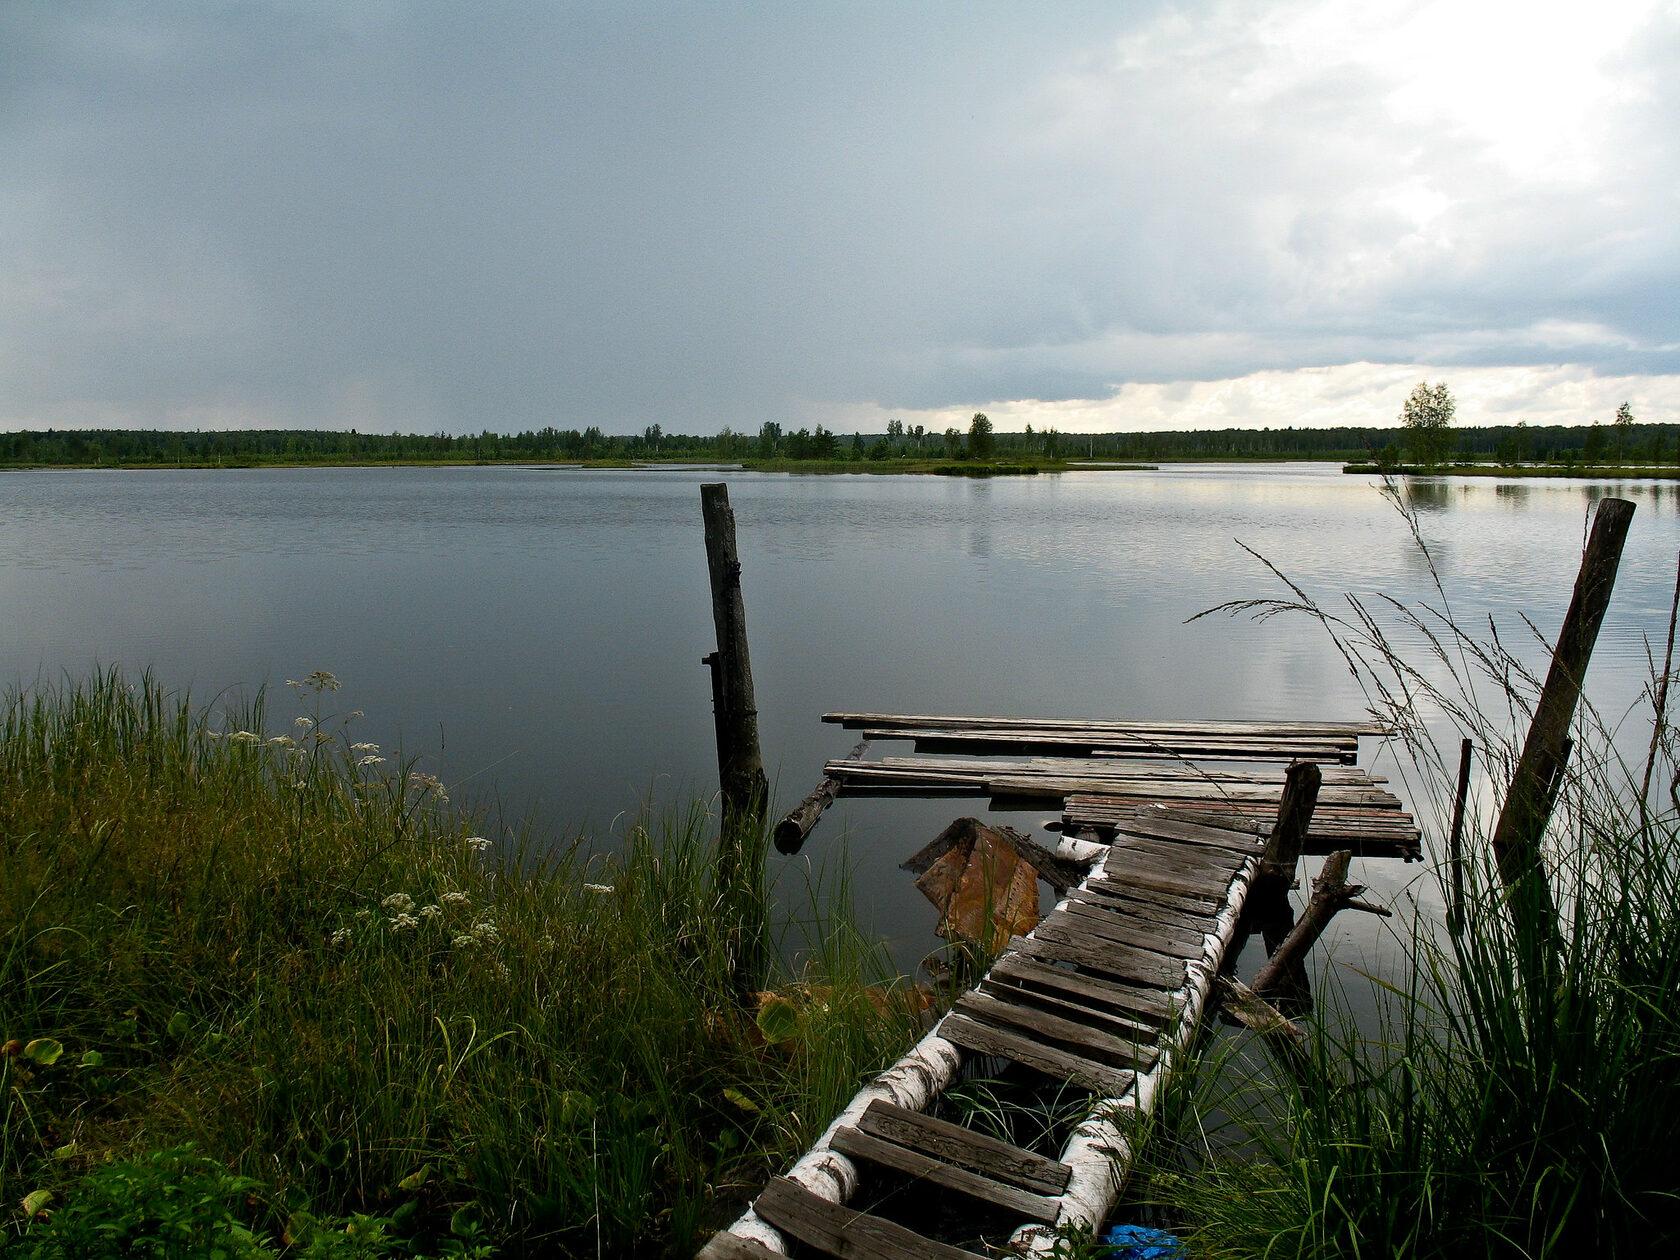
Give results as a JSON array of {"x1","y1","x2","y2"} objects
[{"x1": 4, "y1": 417, "x2": 1677, "y2": 473}]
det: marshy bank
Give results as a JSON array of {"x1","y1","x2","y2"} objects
[{"x1": 0, "y1": 671, "x2": 928, "y2": 1257}]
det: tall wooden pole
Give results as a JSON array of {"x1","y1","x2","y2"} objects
[
  {"x1": 701, "y1": 483, "x2": 769, "y2": 840},
  {"x1": 1447, "y1": 737, "x2": 1472, "y2": 931},
  {"x1": 1491, "y1": 496, "x2": 1634, "y2": 958}
]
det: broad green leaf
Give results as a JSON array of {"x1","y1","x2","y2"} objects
[
  {"x1": 165, "y1": 1011, "x2": 191, "y2": 1038},
  {"x1": 755, "y1": 996, "x2": 800, "y2": 1044},
  {"x1": 22, "y1": 1038, "x2": 63, "y2": 1066},
  {"x1": 397, "y1": 1163, "x2": 431, "y2": 1191},
  {"x1": 450, "y1": 1203, "x2": 480, "y2": 1237},
  {"x1": 50, "y1": 1143, "x2": 77, "y2": 1161},
  {"x1": 21, "y1": 1189, "x2": 52, "y2": 1217},
  {"x1": 722, "y1": 1087, "x2": 760, "y2": 1114},
  {"x1": 77, "y1": 1051, "x2": 104, "y2": 1069}
]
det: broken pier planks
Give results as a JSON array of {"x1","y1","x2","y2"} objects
[
  {"x1": 1065, "y1": 794, "x2": 1422, "y2": 860},
  {"x1": 700, "y1": 811, "x2": 1264, "y2": 1259}
]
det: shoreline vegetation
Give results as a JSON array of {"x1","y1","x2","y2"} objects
[
  {"x1": 0, "y1": 671, "x2": 930, "y2": 1259},
  {"x1": 6, "y1": 418, "x2": 1680, "y2": 476}
]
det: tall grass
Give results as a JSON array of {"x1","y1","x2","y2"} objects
[
  {"x1": 0, "y1": 670, "x2": 925, "y2": 1256},
  {"x1": 1148, "y1": 491, "x2": 1680, "y2": 1257}
]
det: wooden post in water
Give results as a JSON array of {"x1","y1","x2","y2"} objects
[
  {"x1": 1259, "y1": 761, "x2": 1322, "y2": 890},
  {"x1": 701, "y1": 484, "x2": 769, "y2": 998},
  {"x1": 1447, "y1": 737, "x2": 1472, "y2": 931},
  {"x1": 700, "y1": 483, "x2": 769, "y2": 839},
  {"x1": 1491, "y1": 496, "x2": 1633, "y2": 958}
]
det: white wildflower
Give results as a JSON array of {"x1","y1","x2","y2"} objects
[
  {"x1": 409, "y1": 773, "x2": 449, "y2": 802},
  {"x1": 440, "y1": 892, "x2": 470, "y2": 908},
  {"x1": 229, "y1": 731, "x2": 261, "y2": 745},
  {"x1": 329, "y1": 928, "x2": 351, "y2": 948},
  {"x1": 356, "y1": 754, "x2": 386, "y2": 767},
  {"x1": 464, "y1": 836, "x2": 491, "y2": 853},
  {"x1": 584, "y1": 883, "x2": 614, "y2": 895},
  {"x1": 354, "y1": 908, "x2": 374, "y2": 922},
  {"x1": 452, "y1": 934, "x2": 480, "y2": 949},
  {"x1": 419, "y1": 905, "x2": 443, "y2": 920},
  {"x1": 388, "y1": 912, "x2": 419, "y2": 933},
  {"x1": 381, "y1": 892, "x2": 415, "y2": 914},
  {"x1": 494, "y1": 961, "x2": 511, "y2": 981},
  {"x1": 472, "y1": 919, "x2": 500, "y2": 944},
  {"x1": 304, "y1": 671, "x2": 340, "y2": 691},
  {"x1": 268, "y1": 734, "x2": 295, "y2": 748},
  {"x1": 349, "y1": 710, "x2": 364, "y2": 718},
  {"x1": 294, "y1": 716, "x2": 315, "y2": 731},
  {"x1": 292, "y1": 779, "x2": 307, "y2": 792},
  {"x1": 205, "y1": 730, "x2": 226, "y2": 739},
  {"x1": 351, "y1": 742, "x2": 379, "y2": 753}
]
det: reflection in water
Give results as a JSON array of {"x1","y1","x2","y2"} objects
[
  {"x1": 1404, "y1": 480, "x2": 1451, "y2": 513},
  {"x1": 1494, "y1": 483, "x2": 1531, "y2": 507}
]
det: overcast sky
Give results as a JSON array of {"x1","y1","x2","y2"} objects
[{"x1": 3, "y1": 1, "x2": 1677, "y2": 435}]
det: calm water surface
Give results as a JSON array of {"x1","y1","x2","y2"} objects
[{"x1": 5, "y1": 463, "x2": 1678, "y2": 976}]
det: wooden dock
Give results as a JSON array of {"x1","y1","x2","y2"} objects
[
  {"x1": 810, "y1": 712, "x2": 1419, "y2": 859},
  {"x1": 704, "y1": 714, "x2": 1419, "y2": 1257}
]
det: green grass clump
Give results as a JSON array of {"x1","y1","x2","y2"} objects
[
  {"x1": 1153, "y1": 825, "x2": 1680, "y2": 1258},
  {"x1": 1153, "y1": 490, "x2": 1680, "y2": 1257},
  {"x1": 0, "y1": 670, "x2": 925, "y2": 1256}
]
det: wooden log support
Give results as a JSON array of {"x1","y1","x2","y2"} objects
[
  {"x1": 701, "y1": 483, "x2": 769, "y2": 839},
  {"x1": 1249, "y1": 850, "x2": 1391, "y2": 997},
  {"x1": 1490, "y1": 496, "x2": 1634, "y2": 958},
  {"x1": 773, "y1": 737, "x2": 868, "y2": 854},
  {"x1": 1257, "y1": 761, "x2": 1322, "y2": 891},
  {"x1": 1448, "y1": 737, "x2": 1472, "y2": 930}
]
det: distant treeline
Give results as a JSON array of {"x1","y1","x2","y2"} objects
[{"x1": 3, "y1": 419, "x2": 1676, "y2": 467}]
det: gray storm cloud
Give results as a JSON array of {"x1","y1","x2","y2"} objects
[{"x1": 2, "y1": 1, "x2": 1676, "y2": 434}]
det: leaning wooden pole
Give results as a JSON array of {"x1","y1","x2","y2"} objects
[
  {"x1": 701, "y1": 483, "x2": 769, "y2": 839},
  {"x1": 1490, "y1": 495, "x2": 1634, "y2": 959}
]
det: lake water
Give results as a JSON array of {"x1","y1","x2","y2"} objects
[{"x1": 5, "y1": 462, "x2": 1678, "y2": 979}]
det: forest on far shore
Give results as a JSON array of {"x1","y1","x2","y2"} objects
[{"x1": 2, "y1": 416, "x2": 1676, "y2": 469}]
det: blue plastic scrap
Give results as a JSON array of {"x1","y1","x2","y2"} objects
[{"x1": 1102, "y1": 1223, "x2": 1185, "y2": 1259}]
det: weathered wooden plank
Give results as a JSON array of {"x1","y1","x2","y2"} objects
[
  {"x1": 1101, "y1": 851, "x2": 1235, "y2": 898},
  {"x1": 1083, "y1": 875, "x2": 1222, "y2": 917},
  {"x1": 823, "y1": 711, "x2": 1386, "y2": 737},
  {"x1": 864, "y1": 722, "x2": 1362, "y2": 748},
  {"x1": 846, "y1": 755, "x2": 1377, "y2": 784},
  {"x1": 1108, "y1": 835, "x2": 1247, "y2": 876},
  {"x1": 829, "y1": 1127, "x2": 1063, "y2": 1224},
  {"x1": 829, "y1": 758, "x2": 1392, "y2": 798},
  {"x1": 1106, "y1": 814, "x2": 1269, "y2": 854},
  {"x1": 953, "y1": 991, "x2": 1159, "y2": 1071},
  {"x1": 982, "y1": 776, "x2": 1395, "y2": 807},
  {"x1": 989, "y1": 952, "x2": 1178, "y2": 1024},
  {"x1": 856, "y1": 1099, "x2": 1073, "y2": 1195},
  {"x1": 1025, "y1": 919, "x2": 1188, "y2": 990},
  {"x1": 979, "y1": 972, "x2": 1164, "y2": 1044},
  {"x1": 855, "y1": 1101, "x2": 1068, "y2": 1196},
  {"x1": 938, "y1": 1012, "x2": 1135, "y2": 1097},
  {"x1": 1055, "y1": 898, "x2": 1207, "y2": 957},
  {"x1": 1064, "y1": 886, "x2": 1213, "y2": 936},
  {"x1": 1114, "y1": 825, "x2": 1255, "y2": 859},
  {"x1": 753, "y1": 1176, "x2": 988, "y2": 1260},
  {"x1": 897, "y1": 732, "x2": 1357, "y2": 764}
]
